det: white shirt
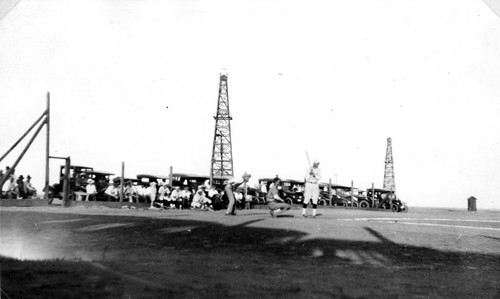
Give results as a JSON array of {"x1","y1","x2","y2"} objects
[
  {"x1": 105, "y1": 185, "x2": 118, "y2": 197},
  {"x1": 304, "y1": 166, "x2": 322, "y2": 183},
  {"x1": 86, "y1": 184, "x2": 97, "y2": 195},
  {"x1": 208, "y1": 188, "x2": 218, "y2": 197}
]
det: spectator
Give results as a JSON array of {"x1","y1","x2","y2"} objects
[
  {"x1": 16, "y1": 175, "x2": 28, "y2": 199},
  {"x1": 245, "y1": 193, "x2": 252, "y2": 209},
  {"x1": 124, "y1": 181, "x2": 139, "y2": 203},
  {"x1": 191, "y1": 188, "x2": 213, "y2": 211},
  {"x1": 5, "y1": 176, "x2": 18, "y2": 199},
  {"x1": 104, "y1": 181, "x2": 119, "y2": 201},
  {"x1": 146, "y1": 182, "x2": 157, "y2": 208},
  {"x1": 86, "y1": 179, "x2": 97, "y2": 201},
  {"x1": 25, "y1": 175, "x2": 37, "y2": 198},
  {"x1": 180, "y1": 187, "x2": 191, "y2": 209},
  {"x1": 158, "y1": 182, "x2": 171, "y2": 207},
  {"x1": 260, "y1": 182, "x2": 267, "y2": 193},
  {"x1": 170, "y1": 186, "x2": 181, "y2": 209}
]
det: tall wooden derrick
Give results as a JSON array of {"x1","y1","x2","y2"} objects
[
  {"x1": 210, "y1": 72, "x2": 234, "y2": 181},
  {"x1": 383, "y1": 137, "x2": 396, "y2": 192}
]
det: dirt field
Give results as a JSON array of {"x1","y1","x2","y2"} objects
[{"x1": 1, "y1": 205, "x2": 499, "y2": 298}]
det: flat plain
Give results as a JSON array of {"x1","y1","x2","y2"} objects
[{"x1": 1, "y1": 205, "x2": 499, "y2": 298}]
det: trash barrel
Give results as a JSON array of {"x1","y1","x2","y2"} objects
[{"x1": 467, "y1": 196, "x2": 477, "y2": 212}]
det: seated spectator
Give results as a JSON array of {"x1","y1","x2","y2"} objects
[
  {"x1": 16, "y1": 175, "x2": 28, "y2": 199},
  {"x1": 191, "y1": 188, "x2": 214, "y2": 211},
  {"x1": 180, "y1": 187, "x2": 191, "y2": 209},
  {"x1": 245, "y1": 193, "x2": 252, "y2": 209},
  {"x1": 5, "y1": 176, "x2": 18, "y2": 199},
  {"x1": 104, "y1": 181, "x2": 119, "y2": 201},
  {"x1": 170, "y1": 186, "x2": 181, "y2": 209},
  {"x1": 260, "y1": 182, "x2": 267, "y2": 193},
  {"x1": 207, "y1": 185, "x2": 218, "y2": 199},
  {"x1": 124, "y1": 181, "x2": 138, "y2": 203},
  {"x1": 157, "y1": 183, "x2": 170, "y2": 208},
  {"x1": 86, "y1": 179, "x2": 97, "y2": 201},
  {"x1": 25, "y1": 175, "x2": 37, "y2": 198}
]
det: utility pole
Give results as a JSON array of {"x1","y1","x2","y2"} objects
[
  {"x1": 210, "y1": 72, "x2": 234, "y2": 183},
  {"x1": 383, "y1": 137, "x2": 396, "y2": 192},
  {"x1": 44, "y1": 92, "x2": 50, "y2": 200}
]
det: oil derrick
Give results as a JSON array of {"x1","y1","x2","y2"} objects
[
  {"x1": 210, "y1": 72, "x2": 234, "y2": 181},
  {"x1": 383, "y1": 137, "x2": 396, "y2": 192}
]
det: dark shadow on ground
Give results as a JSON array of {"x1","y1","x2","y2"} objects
[{"x1": 1, "y1": 210, "x2": 499, "y2": 298}]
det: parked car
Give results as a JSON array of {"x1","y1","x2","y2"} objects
[{"x1": 365, "y1": 188, "x2": 408, "y2": 212}]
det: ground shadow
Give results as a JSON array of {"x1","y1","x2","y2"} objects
[{"x1": 1, "y1": 210, "x2": 499, "y2": 298}]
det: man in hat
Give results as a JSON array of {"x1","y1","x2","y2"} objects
[
  {"x1": 105, "y1": 180, "x2": 119, "y2": 201},
  {"x1": 124, "y1": 181, "x2": 139, "y2": 203},
  {"x1": 86, "y1": 179, "x2": 97, "y2": 201},
  {"x1": 157, "y1": 181, "x2": 169, "y2": 207},
  {"x1": 303, "y1": 159, "x2": 322, "y2": 218},
  {"x1": 225, "y1": 172, "x2": 251, "y2": 216},
  {"x1": 16, "y1": 175, "x2": 27, "y2": 199},
  {"x1": 25, "y1": 175, "x2": 37, "y2": 198},
  {"x1": 170, "y1": 186, "x2": 181, "y2": 209}
]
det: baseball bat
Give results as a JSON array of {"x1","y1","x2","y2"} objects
[{"x1": 306, "y1": 150, "x2": 312, "y2": 168}]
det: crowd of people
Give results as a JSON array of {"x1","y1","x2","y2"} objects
[
  {"x1": 82, "y1": 178, "x2": 253, "y2": 212},
  {"x1": 0, "y1": 167, "x2": 37, "y2": 199}
]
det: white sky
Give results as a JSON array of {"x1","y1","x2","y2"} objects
[{"x1": 1, "y1": 0, "x2": 499, "y2": 209}]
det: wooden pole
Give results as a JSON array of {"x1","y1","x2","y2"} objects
[
  {"x1": 44, "y1": 92, "x2": 50, "y2": 200},
  {"x1": 62, "y1": 157, "x2": 70, "y2": 206},
  {"x1": 372, "y1": 183, "x2": 375, "y2": 208},
  {"x1": 0, "y1": 111, "x2": 47, "y2": 163},
  {"x1": 120, "y1": 162, "x2": 124, "y2": 202},
  {"x1": 169, "y1": 166, "x2": 173, "y2": 188},
  {"x1": 0, "y1": 116, "x2": 47, "y2": 189},
  {"x1": 328, "y1": 178, "x2": 332, "y2": 206},
  {"x1": 351, "y1": 180, "x2": 354, "y2": 208}
]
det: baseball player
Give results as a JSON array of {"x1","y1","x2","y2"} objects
[
  {"x1": 225, "y1": 172, "x2": 251, "y2": 216},
  {"x1": 303, "y1": 159, "x2": 321, "y2": 218},
  {"x1": 267, "y1": 177, "x2": 291, "y2": 217}
]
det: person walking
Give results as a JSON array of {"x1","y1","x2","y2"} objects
[
  {"x1": 267, "y1": 177, "x2": 291, "y2": 217},
  {"x1": 225, "y1": 172, "x2": 251, "y2": 216},
  {"x1": 303, "y1": 159, "x2": 322, "y2": 218}
]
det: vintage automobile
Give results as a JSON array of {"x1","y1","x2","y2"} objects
[
  {"x1": 281, "y1": 179, "x2": 305, "y2": 204},
  {"x1": 50, "y1": 165, "x2": 114, "y2": 201},
  {"x1": 365, "y1": 188, "x2": 408, "y2": 212},
  {"x1": 171, "y1": 173, "x2": 209, "y2": 190},
  {"x1": 318, "y1": 183, "x2": 359, "y2": 207}
]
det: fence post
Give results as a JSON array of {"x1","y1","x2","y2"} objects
[
  {"x1": 120, "y1": 162, "x2": 124, "y2": 202},
  {"x1": 62, "y1": 157, "x2": 70, "y2": 206}
]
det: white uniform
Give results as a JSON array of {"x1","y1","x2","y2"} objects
[{"x1": 303, "y1": 166, "x2": 321, "y2": 204}]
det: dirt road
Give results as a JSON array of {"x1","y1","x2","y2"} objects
[{"x1": 1, "y1": 206, "x2": 499, "y2": 298}]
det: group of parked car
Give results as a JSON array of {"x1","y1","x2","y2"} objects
[{"x1": 50, "y1": 164, "x2": 408, "y2": 212}]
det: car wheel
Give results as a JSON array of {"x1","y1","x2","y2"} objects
[
  {"x1": 391, "y1": 204, "x2": 399, "y2": 212},
  {"x1": 359, "y1": 200, "x2": 369, "y2": 208}
]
